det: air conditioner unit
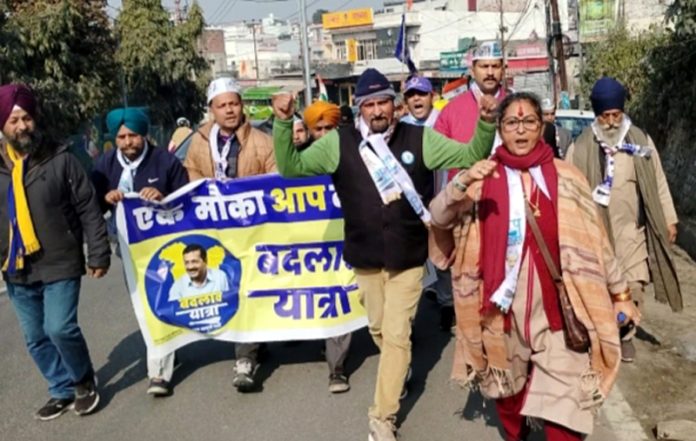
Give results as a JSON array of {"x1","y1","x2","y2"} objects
[{"x1": 408, "y1": 34, "x2": 419, "y2": 43}]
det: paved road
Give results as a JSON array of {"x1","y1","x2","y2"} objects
[{"x1": 0, "y1": 259, "x2": 620, "y2": 441}]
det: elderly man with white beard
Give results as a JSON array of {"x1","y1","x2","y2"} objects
[{"x1": 566, "y1": 77, "x2": 681, "y2": 363}]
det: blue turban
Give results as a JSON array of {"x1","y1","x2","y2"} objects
[
  {"x1": 106, "y1": 108, "x2": 149, "y2": 137},
  {"x1": 590, "y1": 77, "x2": 626, "y2": 115}
]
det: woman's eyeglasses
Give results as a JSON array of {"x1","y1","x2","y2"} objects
[{"x1": 500, "y1": 117, "x2": 541, "y2": 133}]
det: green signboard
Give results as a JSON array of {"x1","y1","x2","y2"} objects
[
  {"x1": 440, "y1": 50, "x2": 468, "y2": 73},
  {"x1": 579, "y1": 0, "x2": 616, "y2": 41}
]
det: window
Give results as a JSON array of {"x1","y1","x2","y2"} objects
[
  {"x1": 335, "y1": 41, "x2": 347, "y2": 60},
  {"x1": 357, "y1": 39, "x2": 377, "y2": 61}
]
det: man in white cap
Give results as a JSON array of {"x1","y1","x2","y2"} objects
[
  {"x1": 183, "y1": 77, "x2": 276, "y2": 392},
  {"x1": 430, "y1": 41, "x2": 509, "y2": 328},
  {"x1": 541, "y1": 97, "x2": 572, "y2": 158},
  {"x1": 184, "y1": 77, "x2": 275, "y2": 181},
  {"x1": 435, "y1": 41, "x2": 508, "y2": 152}
]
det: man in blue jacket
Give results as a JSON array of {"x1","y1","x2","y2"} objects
[{"x1": 92, "y1": 108, "x2": 188, "y2": 397}]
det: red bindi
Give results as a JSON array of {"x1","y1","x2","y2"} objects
[{"x1": 516, "y1": 104, "x2": 524, "y2": 117}]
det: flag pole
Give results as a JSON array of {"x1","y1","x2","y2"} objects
[{"x1": 401, "y1": 3, "x2": 407, "y2": 87}]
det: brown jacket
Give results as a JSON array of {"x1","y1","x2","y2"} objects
[{"x1": 183, "y1": 119, "x2": 276, "y2": 180}]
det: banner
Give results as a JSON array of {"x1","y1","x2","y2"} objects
[
  {"x1": 322, "y1": 8, "x2": 374, "y2": 30},
  {"x1": 117, "y1": 175, "x2": 367, "y2": 358},
  {"x1": 579, "y1": 0, "x2": 617, "y2": 41}
]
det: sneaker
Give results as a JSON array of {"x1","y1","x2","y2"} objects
[
  {"x1": 233, "y1": 358, "x2": 256, "y2": 392},
  {"x1": 147, "y1": 378, "x2": 171, "y2": 397},
  {"x1": 621, "y1": 339, "x2": 636, "y2": 363},
  {"x1": 74, "y1": 376, "x2": 100, "y2": 416},
  {"x1": 34, "y1": 397, "x2": 74, "y2": 421},
  {"x1": 368, "y1": 417, "x2": 397, "y2": 441},
  {"x1": 328, "y1": 373, "x2": 350, "y2": 393}
]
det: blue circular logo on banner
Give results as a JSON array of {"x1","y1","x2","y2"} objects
[{"x1": 144, "y1": 234, "x2": 241, "y2": 334}]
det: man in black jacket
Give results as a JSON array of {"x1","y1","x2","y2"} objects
[
  {"x1": 272, "y1": 69, "x2": 498, "y2": 441},
  {"x1": 0, "y1": 84, "x2": 110, "y2": 420},
  {"x1": 92, "y1": 107, "x2": 189, "y2": 397}
]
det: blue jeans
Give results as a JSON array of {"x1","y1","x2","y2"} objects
[{"x1": 7, "y1": 278, "x2": 94, "y2": 399}]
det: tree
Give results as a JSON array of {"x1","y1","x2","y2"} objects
[
  {"x1": 668, "y1": 0, "x2": 696, "y2": 37},
  {"x1": 312, "y1": 8, "x2": 328, "y2": 25},
  {"x1": 1, "y1": 0, "x2": 118, "y2": 141},
  {"x1": 116, "y1": 0, "x2": 209, "y2": 129},
  {"x1": 580, "y1": 23, "x2": 666, "y2": 114}
]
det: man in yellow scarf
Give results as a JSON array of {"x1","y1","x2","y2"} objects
[{"x1": 0, "y1": 84, "x2": 111, "y2": 421}]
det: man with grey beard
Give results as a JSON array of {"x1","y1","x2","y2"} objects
[
  {"x1": 0, "y1": 84, "x2": 110, "y2": 420},
  {"x1": 566, "y1": 77, "x2": 681, "y2": 362}
]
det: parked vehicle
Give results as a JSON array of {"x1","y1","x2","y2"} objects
[{"x1": 555, "y1": 109, "x2": 595, "y2": 139}]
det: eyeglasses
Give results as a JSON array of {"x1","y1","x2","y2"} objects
[{"x1": 500, "y1": 116, "x2": 542, "y2": 133}]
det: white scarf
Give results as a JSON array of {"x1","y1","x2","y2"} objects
[
  {"x1": 116, "y1": 141, "x2": 149, "y2": 193},
  {"x1": 357, "y1": 117, "x2": 432, "y2": 226},
  {"x1": 209, "y1": 123, "x2": 235, "y2": 179},
  {"x1": 590, "y1": 116, "x2": 651, "y2": 207},
  {"x1": 490, "y1": 166, "x2": 549, "y2": 312}
]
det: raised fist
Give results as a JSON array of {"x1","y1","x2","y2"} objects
[
  {"x1": 272, "y1": 92, "x2": 295, "y2": 121},
  {"x1": 478, "y1": 94, "x2": 498, "y2": 124}
]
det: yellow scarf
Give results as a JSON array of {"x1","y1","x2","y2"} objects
[{"x1": 3, "y1": 145, "x2": 41, "y2": 272}]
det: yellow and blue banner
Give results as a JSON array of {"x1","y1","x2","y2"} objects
[{"x1": 116, "y1": 175, "x2": 366, "y2": 358}]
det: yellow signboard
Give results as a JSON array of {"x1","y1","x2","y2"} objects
[
  {"x1": 346, "y1": 39, "x2": 358, "y2": 63},
  {"x1": 322, "y1": 8, "x2": 374, "y2": 30}
]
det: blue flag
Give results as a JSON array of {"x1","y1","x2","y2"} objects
[{"x1": 394, "y1": 14, "x2": 417, "y2": 74}]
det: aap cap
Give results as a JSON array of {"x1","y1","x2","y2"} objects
[
  {"x1": 207, "y1": 77, "x2": 242, "y2": 105},
  {"x1": 541, "y1": 98, "x2": 555, "y2": 111},
  {"x1": 472, "y1": 41, "x2": 503, "y2": 61},
  {"x1": 404, "y1": 76, "x2": 433, "y2": 94}
]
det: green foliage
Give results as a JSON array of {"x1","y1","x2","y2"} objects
[
  {"x1": 116, "y1": 0, "x2": 209, "y2": 128},
  {"x1": 668, "y1": 0, "x2": 696, "y2": 37},
  {"x1": 1, "y1": 0, "x2": 118, "y2": 141},
  {"x1": 580, "y1": 23, "x2": 667, "y2": 114}
]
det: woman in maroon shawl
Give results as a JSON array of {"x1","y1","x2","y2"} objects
[{"x1": 429, "y1": 92, "x2": 640, "y2": 440}]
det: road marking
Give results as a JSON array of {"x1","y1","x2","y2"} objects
[{"x1": 603, "y1": 384, "x2": 650, "y2": 441}]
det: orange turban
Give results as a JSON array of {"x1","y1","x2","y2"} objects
[{"x1": 303, "y1": 101, "x2": 340, "y2": 130}]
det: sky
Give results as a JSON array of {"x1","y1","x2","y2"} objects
[{"x1": 107, "y1": 0, "x2": 385, "y2": 24}]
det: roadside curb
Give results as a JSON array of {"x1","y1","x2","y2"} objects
[{"x1": 604, "y1": 385, "x2": 651, "y2": 441}]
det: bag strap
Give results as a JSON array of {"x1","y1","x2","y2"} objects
[{"x1": 524, "y1": 202, "x2": 562, "y2": 284}]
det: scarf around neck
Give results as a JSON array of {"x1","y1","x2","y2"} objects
[
  {"x1": 357, "y1": 117, "x2": 431, "y2": 225},
  {"x1": 116, "y1": 141, "x2": 149, "y2": 193},
  {"x1": 590, "y1": 116, "x2": 651, "y2": 206},
  {"x1": 209, "y1": 123, "x2": 238, "y2": 179},
  {"x1": 480, "y1": 142, "x2": 560, "y2": 324},
  {"x1": 3, "y1": 145, "x2": 41, "y2": 274}
]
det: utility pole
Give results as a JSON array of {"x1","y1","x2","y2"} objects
[
  {"x1": 499, "y1": 0, "x2": 508, "y2": 90},
  {"x1": 575, "y1": 1, "x2": 585, "y2": 109},
  {"x1": 250, "y1": 21, "x2": 260, "y2": 85},
  {"x1": 298, "y1": 0, "x2": 313, "y2": 107},
  {"x1": 550, "y1": 0, "x2": 568, "y2": 98}
]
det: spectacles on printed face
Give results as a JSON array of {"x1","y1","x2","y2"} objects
[{"x1": 500, "y1": 116, "x2": 542, "y2": 133}]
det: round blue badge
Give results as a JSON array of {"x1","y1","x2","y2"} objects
[
  {"x1": 401, "y1": 151, "x2": 415, "y2": 165},
  {"x1": 144, "y1": 234, "x2": 241, "y2": 334}
]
